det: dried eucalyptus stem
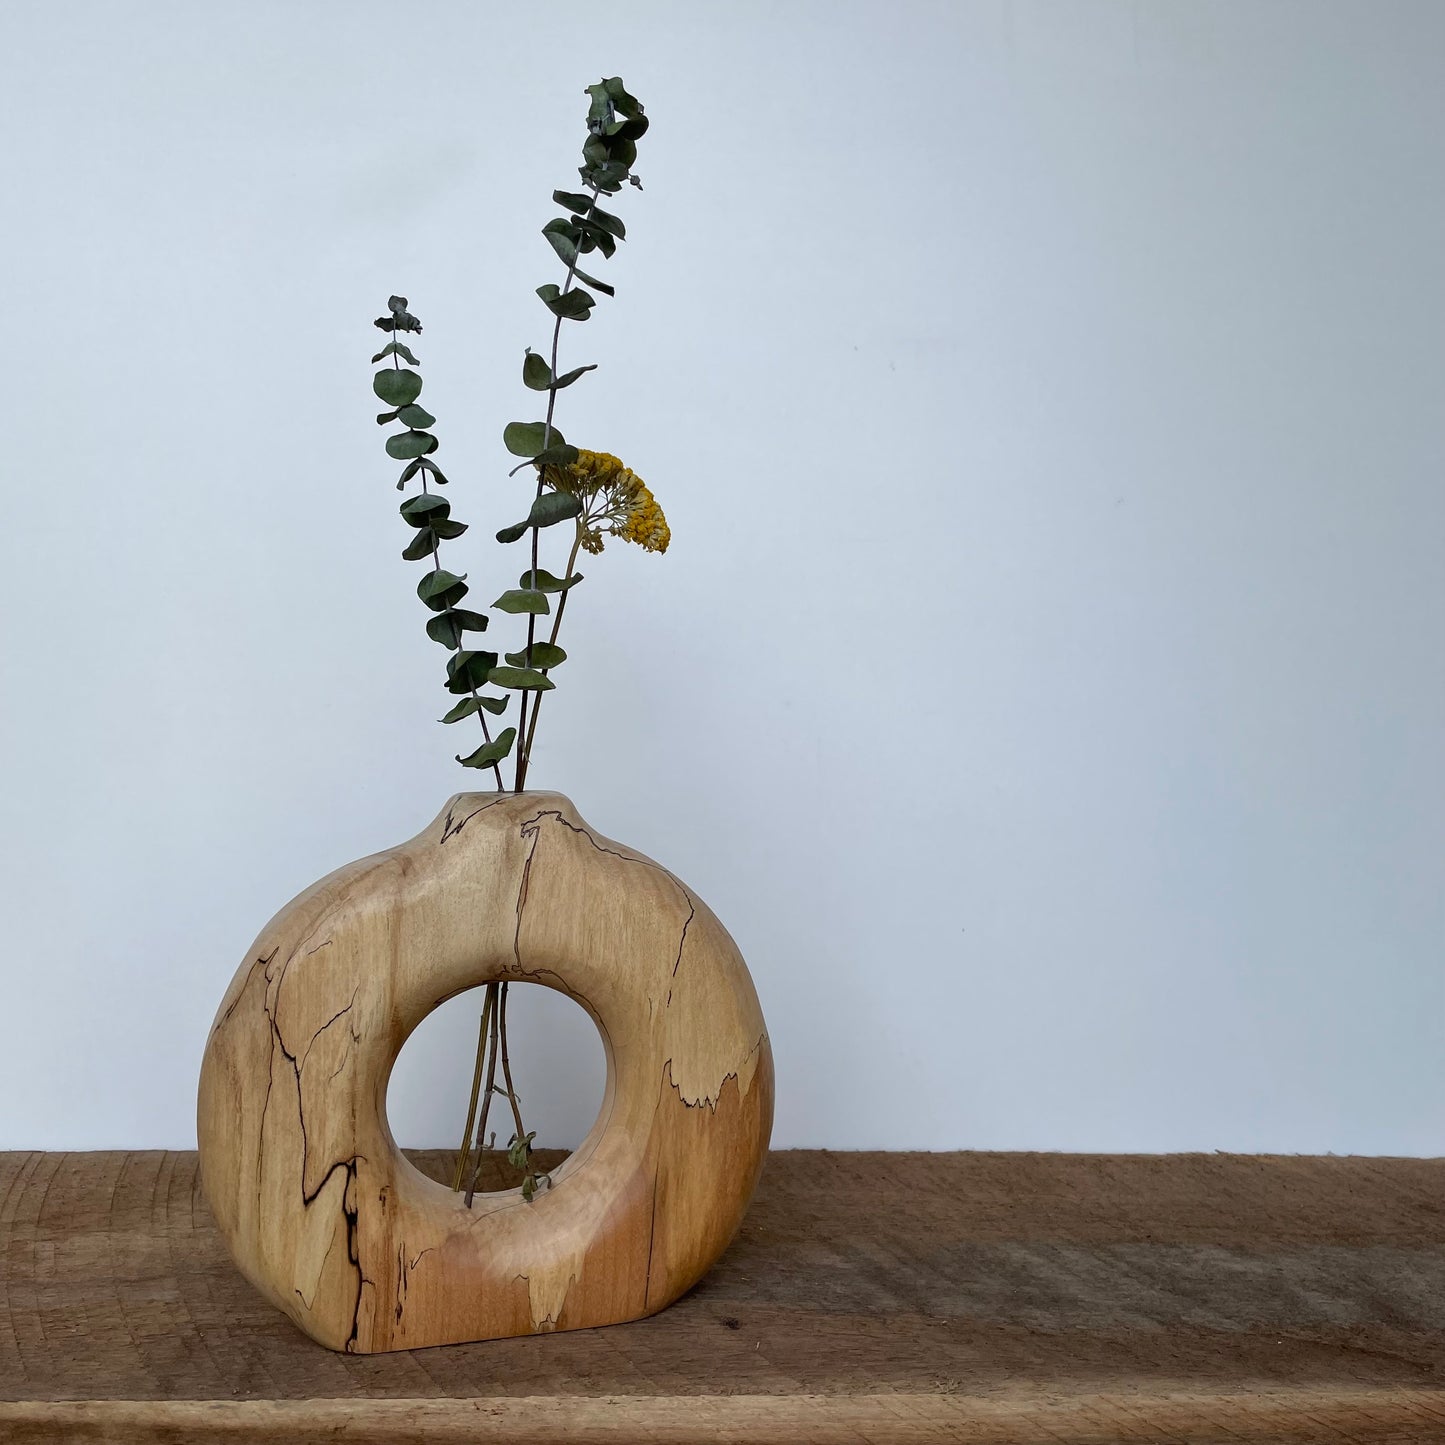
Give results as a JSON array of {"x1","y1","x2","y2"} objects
[
  {"x1": 450, "y1": 984, "x2": 496, "y2": 1191},
  {"x1": 370, "y1": 299, "x2": 513, "y2": 783},
  {"x1": 371, "y1": 79, "x2": 663, "y2": 1204}
]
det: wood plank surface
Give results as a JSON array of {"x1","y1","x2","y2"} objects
[{"x1": 2, "y1": 1148, "x2": 1443, "y2": 1442}]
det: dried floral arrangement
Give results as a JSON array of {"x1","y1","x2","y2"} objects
[{"x1": 368, "y1": 78, "x2": 658, "y2": 1205}]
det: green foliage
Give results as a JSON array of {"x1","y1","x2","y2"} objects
[
  {"x1": 373, "y1": 369, "x2": 422, "y2": 407},
  {"x1": 457, "y1": 727, "x2": 516, "y2": 769},
  {"x1": 398, "y1": 456, "x2": 448, "y2": 488},
  {"x1": 447, "y1": 649, "x2": 499, "y2": 694},
  {"x1": 506, "y1": 642, "x2": 566, "y2": 669},
  {"x1": 536, "y1": 283, "x2": 595, "y2": 321},
  {"x1": 374, "y1": 294, "x2": 422, "y2": 333},
  {"x1": 487, "y1": 665, "x2": 555, "y2": 691},
  {"x1": 400, "y1": 493, "x2": 450, "y2": 526},
  {"x1": 386, "y1": 429, "x2": 438, "y2": 459},
  {"x1": 519, "y1": 568, "x2": 583, "y2": 592},
  {"x1": 504, "y1": 420, "x2": 567, "y2": 457},
  {"x1": 493, "y1": 588, "x2": 550, "y2": 615},
  {"x1": 507, "y1": 1131, "x2": 537, "y2": 1170},
  {"x1": 372, "y1": 340, "x2": 420, "y2": 365},
  {"x1": 439, "y1": 696, "x2": 483, "y2": 723},
  {"x1": 572, "y1": 267, "x2": 614, "y2": 297},
  {"x1": 417, "y1": 569, "x2": 469, "y2": 611},
  {"x1": 371, "y1": 79, "x2": 649, "y2": 805},
  {"x1": 426, "y1": 607, "x2": 489, "y2": 647},
  {"x1": 496, "y1": 490, "x2": 583, "y2": 544},
  {"x1": 584, "y1": 204, "x2": 626, "y2": 240},
  {"x1": 573, "y1": 220, "x2": 616, "y2": 259},
  {"x1": 529, "y1": 491, "x2": 583, "y2": 527},
  {"x1": 534, "y1": 442, "x2": 580, "y2": 467}
]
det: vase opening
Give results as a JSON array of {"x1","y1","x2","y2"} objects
[{"x1": 384, "y1": 979, "x2": 607, "y2": 1198}]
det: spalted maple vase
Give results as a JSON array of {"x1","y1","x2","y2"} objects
[{"x1": 196, "y1": 792, "x2": 773, "y2": 1352}]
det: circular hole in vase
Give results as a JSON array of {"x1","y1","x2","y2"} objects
[{"x1": 385, "y1": 980, "x2": 608, "y2": 1198}]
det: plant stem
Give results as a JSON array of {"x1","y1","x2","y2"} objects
[
  {"x1": 514, "y1": 184, "x2": 601, "y2": 792},
  {"x1": 463, "y1": 982, "x2": 502, "y2": 1207},
  {"x1": 519, "y1": 528, "x2": 584, "y2": 770},
  {"x1": 451, "y1": 986, "x2": 496, "y2": 1191},
  {"x1": 497, "y1": 983, "x2": 527, "y2": 1148}
]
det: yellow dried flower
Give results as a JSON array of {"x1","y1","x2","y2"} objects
[
  {"x1": 617, "y1": 479, "x2": 670, "y2": 552},
  {"x1": 544, "y1": 448, "x2": 669, "y2": 556}
]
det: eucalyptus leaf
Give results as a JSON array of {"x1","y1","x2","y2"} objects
[
  {"x1": 400, "y1": 493, "x2": 450, "y2": 526},
  {"x1": 505, "y1": 642, "x2": 566, "y2": 669},
  {"x1": 397, "y1": 403, "x2": 436, "y2": 428},
  {"x1": 533, "y1": 443, "x2": 579, "y2": 467},
  {"x1": 503, "y1": 420, "x2": 565, "y2": 458},
  {"x1": 457, "y1": 727, "x2": 516, "y2": 769},
  {"x1": 431, "y1": 517, "x2": 467, "y2": 540},
  {"x1": 552, "y1": 363, "x2": 597, "y2": 390},
  {"x1": 447, "y1": 649, "x2": 498, "y2": 694},
  {"x1": 495, "y1": 520, "x2": 528, "y2": 544},
  {"x1": 426, "y1": 612, "x2": 464, "y2": 648},
  {"x1": 522, "y1": 351, "x2": 552, "y2": 390},
  {"x1": 543, "y1": 228, "x2": 578, "y2": 266},
  {"x1": 401, "y1": 528, "x2": 438, "y2": 561},
  {"x1": 386, "y1": 429, "x2": 438, "y2": 460},
  {"x1": 507, "y1": 1131, "x2": 537, "y2": 1170},
  {"x1": 476, "y1": 694, "x2": 509, "y2": 715},
  {"x1": 486, "y1": 666, "x2": 555, "y2": 691},
  {"x1": 535, "y1": 284, "x2": 594, "y2": 321},
  {"x1": 371, "y1": 341, "x2": 420, "y2": 365},
  {"x1": 373, "y1": 369, "x2": 422, "y2": 407},
  {"x1": 572, "y1": 221, "x2": 616, "y2": 258},
  {"x1": 375, "y1": 408, "x2": 400, "y2": 425},
  {"x1": 417, "y1": 569, "x2": 468, "y2": 611},
  {"x1": 528, "y1": 491, "x2": 583, "y2": 528},
  {"x1": 439, "y1": 696, "x2": 483, "y2": 723},
  {"x1": 586, "y1": 205, "x2": 626, "y2": 240},
  {"x1": 492, "y1": 588, "x2": 550, "y2": 616},
  {"x1": 602, "y1": 77, "x2": 642, "y2": 111},
  {"x1": 585, "y1": 81, "x2": 612, "y2": 125},
  {"x1": 573, "y1": 267, "x2": 614, "y2": 297},
  {"x1": 552, "y1": 189, "x2": 594, "y2": 213},
  {"x1": 519, "y1": 569, "x2": 583, "y2": 593}
]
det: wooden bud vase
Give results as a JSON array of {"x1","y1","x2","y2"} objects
[{"x1": 197, "y1": 792, "x2": 773, "y2": 1352}]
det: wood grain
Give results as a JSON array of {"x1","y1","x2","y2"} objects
[
  {"x1": 196, "y1": 791, "x2": 773, "y2": 1351},
  {"x1": 2, "y1": 1150, "x2": 1443, "y2": 1442}
]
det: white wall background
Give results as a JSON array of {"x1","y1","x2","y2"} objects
[{"x1": 1, "y1": 0, "x2": 1441, "y2": 1156}]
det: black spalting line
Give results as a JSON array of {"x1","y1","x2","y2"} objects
[
  {"x1": 642, "y1": 1145, "x2": 662, "y2": 1309},
  {"x1": 255, "y1": 942, "x2": 375, "y2": 1348},
  {"x1": 665, "y1": 898, "x2": 696, "y2": 1008},
  {"x1": 513, "y1": 815, "x2": 545, "y2": 971},
  {"x1": 212, "y1": 948, "x2": 276, "y2": 1034},
  {"x1": 657, "y1": 1031, "x2": 770, "y2": 1115},
  {"x1": 440, "y1": 795, "x2": 511, "y2": 844}
]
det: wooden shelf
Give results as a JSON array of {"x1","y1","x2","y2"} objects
[{"x1": 2, "y1": 1149, "x2": 1443, "y2": 1442}]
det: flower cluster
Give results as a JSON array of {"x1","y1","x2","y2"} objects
[{"x1": 546, "y1": 449, "x2": 670, "y2": 555}]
